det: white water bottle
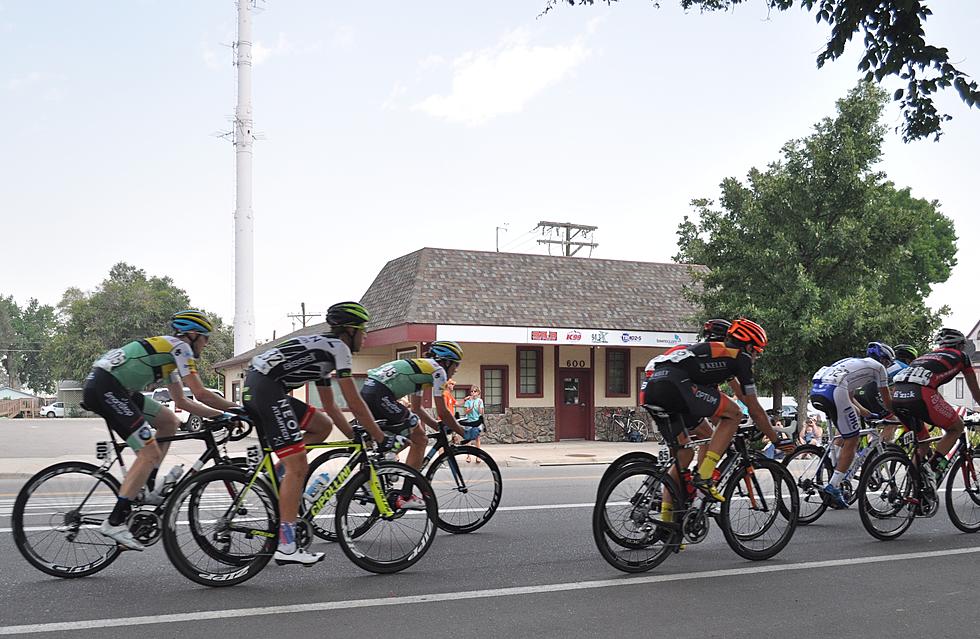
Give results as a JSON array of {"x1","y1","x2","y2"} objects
[{"x1": 304, "y1": 472, "x2": 331, "y2": 506}]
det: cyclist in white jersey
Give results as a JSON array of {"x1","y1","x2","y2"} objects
[{"x1": 809, "y1": 342, "x2": 896, "y2": 508}]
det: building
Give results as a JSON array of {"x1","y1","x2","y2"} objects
[
  {"x1": 214, "y1": 248, "x2": 704, "y2": 442},
  {"x1": 940, "y1": 319, "x2": 980, "y2": 411}
]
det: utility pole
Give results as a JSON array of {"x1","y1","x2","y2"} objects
[
  {"x1": 232, "y1": 0, "x2": 256, "y2": 355},
  {"x1": 495, "y1": 223, "x2": 509, "y2": 252},
  {"x1": 287, "y1": 302, "x2": 321, "y2": 329},
  {"x1": 536, "y1": 221, "x2": 598, "y2": 256}
]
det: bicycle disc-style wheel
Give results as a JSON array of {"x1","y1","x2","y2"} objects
[
  {"x1": 334, "y1": 462, "x2": 437, "y2": 574},
  {"x1": 857, "y1": 451, "x2": 914, "y2": 541},
  {"x1": 781, "y1": 445, "x2": 832, "y2": 525},
  {"x1": 720, "y1": 458, "x2": 798, "y2": 561},
  {"x1": 425, "y1": 446, "x2": 502, "y2": 533},
  {"x1": 305, "y1": 447, "x2": 356, "y2": 541},
  {"x1": 12, "y1": 462, "x2": 123, "y2": 578},
  {"x1": 597, "y1": 452, "x2": 661, "y2": 499},
  {"x1": 592, "y1": 463, "x2": 679, "y2": 573},
  {"x1": 945, "y1": 454, "x2": 980, "y2": 533},
  {"x1": 163, "y1": 466, "x2": 278, "y2": 587}
]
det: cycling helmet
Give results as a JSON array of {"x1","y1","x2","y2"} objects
[
  {"x1": 326, "y1": 302, "x2": 370, "y2": 329},
  {"x1": 726, "y1": 318, "x2": 767, "y2": 354},
  {"x1": 428, "y1": 340, "x2": 463, "y2": 363},
  {"x1": 866, "y1": 342, "x2": 896, "y2": 366},
  {"x1": 171, "y1": 310, "x2": 213, "y2": 335},
  {"x1": 935, "y1": 328, "x2": 975, "y2": 355},
  {"x1": 700, "y1": 318, "x2": 732, "y2": 342},
  {"x1": 894, "y1": 344, "x2": 918, "y2": 364}
]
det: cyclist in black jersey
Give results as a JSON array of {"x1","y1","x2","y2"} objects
[{"x1": 243, "y1": 301, "x2": 388, "y2": 566}]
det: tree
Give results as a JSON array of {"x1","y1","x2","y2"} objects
[
  {"x1": 674, "y1": 82, "x2": 956, "y2": 428},
  {"x1": 0, "y1": 296, "x2": 57, "y2": 393},
  {"x1": 545, "y1": 0, "x2": 979, "y2": 142},
  {"x1": 45, "y1": 263, "x2": 232, "y2": 388}
]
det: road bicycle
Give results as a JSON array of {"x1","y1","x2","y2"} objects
[
  {"x1": 593, "y1": 420, "x2": 799, "y2": 573},
  {"x1": 856, "y1": 410, "x2": 980, "y2": 541},
  {"x1": 161, "y1": 422, "x2": 438, "y2": 587},
  {"x1": 12, "y1": 416, "x2": 250, "y2": 579},
  {"x1": 602, "y1": 407, "x2": 660, "y2": 443},
  {"x1": 305, "y1": 420, "x2": 502, "y2": 538}
]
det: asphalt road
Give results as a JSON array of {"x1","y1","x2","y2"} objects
[{"x1": 2, "y1": 460, "x2": 980, "y2": 639}]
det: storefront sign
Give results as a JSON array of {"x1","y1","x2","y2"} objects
[{"x1": 437, "y1": 325, "x2": 697, "y2": 347}]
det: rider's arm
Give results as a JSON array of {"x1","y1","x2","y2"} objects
[
  {"x1": 172, "y1": 374, "x2": 236, "y2": 417},
  {"x1": 411, "y1": 393, "x2": 440, "y2": 430},
  {"x1": 330, "y1": 378, "x2": 385, "y2": 443},
  {"x1": 732, "y1": 384, "x2": 783, "y2": 443}
]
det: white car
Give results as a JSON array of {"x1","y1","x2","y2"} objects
[
  {"x1": 40, "y1": 402, "x2": 65, "y2": 418},
  {"x1": 142, "y1": 387, "x2": 225, "y2": 432}
]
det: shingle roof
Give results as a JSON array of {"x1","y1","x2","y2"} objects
[{"x1": 360, "y1": 247, "x2": 704, "y2": 332}]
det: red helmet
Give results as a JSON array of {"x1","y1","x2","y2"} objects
[{"x1": 727, "y1": 318, "x2": 768, "y2": 354}]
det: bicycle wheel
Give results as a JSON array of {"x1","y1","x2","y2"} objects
[
  {"x1": 305, "y1": 447, "x2": 356, "y2": 541},
  {"x1": 12, "y1": 462, "x2": 123, "y2": 578},
  {"x1": 425, "y1": 446, "x2": 502, "y2": 533},
  {"x1": 856, "y1": 451, "x2": 914, "y2": 541},
  {"x1": 720, "y1": 458, "x2": 798, "y2": 561},
  {"x1": 334, "y1": 462, "x2": 438, "y2": 574},
  {"x1": 162, "y1": 466, "x2": 278, "y2": 587},
  {"x1": 597, "y1": 452, "x2": 661, "y2": 498},
  {"x1": 781, "y1": 444, "x2": 832, "y2": 525},
  {"x1": 592, "y1": 463, "x2": 679, "y2": 573},
  {"x1": 945, "y1": 454, "x2": 980, "y2": 533},
  {"x1": 628, "y1": 419, "x2": 649, "y2": 442}
]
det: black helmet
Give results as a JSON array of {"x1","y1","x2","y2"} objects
[
  {"x1": 326, "y1": 302, "x2": 369, "y2": 329},
  {"x1": 935, "y1": 328, "x2": 975, "y2": 356},
  {"x1": 700, "y1": 318, "x2": 732, "y2": 342},
  {"x1": 894, "y1": 344, "x2": 918, "y2": 364}
]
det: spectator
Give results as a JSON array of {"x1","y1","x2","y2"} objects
[
  {"x1": 764, "y1": 419, "x2": 787, "y2": 460},
  {"x1": 443, "y1": 379, "x2": 458, "y2": 419},
  {"x1": 461, "y1": 386, "x2": 485, "y2": 463}
]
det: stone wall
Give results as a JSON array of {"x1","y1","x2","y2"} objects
[
  {"x1": 594, "y1": 406, "x2": 657, "y2": 442},
  {"x1": 482, "y1": 407, "x2": 556, "y2": 443}
]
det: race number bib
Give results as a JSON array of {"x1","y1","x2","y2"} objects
[
  {"x1": 251, "y1": 348, "x2": 285, "y2": 375},
  {"x1": 94, "y1": 348, "x2": 127, "y2": 370},
  {"x1": 652, "y1": 349, "x2": 693, "y2": 365},
  {"x1": 816, "y1": 365, "x2": 847, "y2": 385},
  {"x1": 894, "y1": 366, "x2": 932, "y2": 386},
  {"x1": 373, "y1": 365, "x2": 399, "y2": 381}
]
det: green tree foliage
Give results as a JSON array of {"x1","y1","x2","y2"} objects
[
  {"x1": 674, "y1": 82, "x2": 956, "y2": 419},
  {"x1": 45, "y1": 263, "x2": 232, "y2": 389},
  {"x1": 544, "y1": 0, "x2": 978, "y2": 141},
  {"x1": 0, "y1": 297, "x2": 58, "y2": 393}
]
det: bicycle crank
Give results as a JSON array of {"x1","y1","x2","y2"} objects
[{"x1": 682, "y1": 508, "x2": 710, "y2": 544}]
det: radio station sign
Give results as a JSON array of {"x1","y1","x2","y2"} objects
[{"x1": 437, "y1": 325, "x2": 697, "y2": 347}]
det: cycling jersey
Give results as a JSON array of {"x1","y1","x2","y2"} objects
[
  {"x1": 649, "y1": 341, "x2": 757, "y2": 395},
  {"x1": 812, "y1": 357, "x2": 888, "y2": 391},
  {"x1": 891, "y1": 348, "x2": 976, "y2": 435},
  {"x1": 366, "y1": 358, "x2": 448, "y2": 399},
  {"x1": 249, "y1": 334, "x2": 353, "y2": 390},
  {"x1": 93, "y1": 336, "x2": 198, "y2": 391},
  {"x1": 892, "y1": 348, "x2": 976, "y2": 389},
  {"x1": 644, "y1": 343, "x2": 689, "y2": 375}
]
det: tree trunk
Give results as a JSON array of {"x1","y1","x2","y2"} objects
[
  {"x1": 772, "y1": 379, "x2": 783, "y2": 413},
  {"x1": 794, "y1": 376, "x2": 812, "y2": 438}
]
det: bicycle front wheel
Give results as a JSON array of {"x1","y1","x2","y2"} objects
[
  {"x1": 945, "y1": 454, "x2": 980, "y2": 533},
  {"x1": 627, "y1": 419, "x2": 649, "y2": 442},
  {"x1": 425, "y1": 446, "x2": 502, "y2": 533},
  {"x1": 12, "y1": 462, "x2": 123, "y2": 578},
  {"x1": 163, "y1": 466, "x2": 278, "y2": 587},
  {"x1": 856, "y1": 451, "x2": 914, "y2": 541},
  {"x1": 334, "y1": 462, "x2": 437, "y2": 574},
  {"x1": 781, "y1": 445, "x2": 832, "y2": 525},
  {"x1": 720, "y1": 458, "x2": 798, "y2": 561}
]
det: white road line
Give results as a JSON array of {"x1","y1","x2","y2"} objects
[{"x1": 2, "y1": 546, "x2": 978, "y2": 636}]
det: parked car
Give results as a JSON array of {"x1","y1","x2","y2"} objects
[
  {"x1": 40, "y1": 402, "x2": 65, "y2": 418},
  {"x1": 141, "y1": 387, "x2": 225, "y2": 432}
]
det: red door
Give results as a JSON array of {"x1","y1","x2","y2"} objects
[{"x1": 557, "y1": 370, "x2": 591, "y2": 439}]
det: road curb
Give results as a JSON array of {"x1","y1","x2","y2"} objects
[{"x1": 0, "y1": 473, "x2": 31, "y2": 480}]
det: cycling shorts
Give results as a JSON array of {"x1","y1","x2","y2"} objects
[
  {"x1": 642, "y1": 368, "x2": 733, "y2": 444},
  {"x1": 243, "y1": 370, "x2": 314, "y2": 458},
  {"x1": 891, "y1": 382, "x2": 960, "y2": 438},
  {"x1": 82, "y1": 368, "x2": 157, "y2": 451},
  {"x1": 360, "y1": 379, "x2": 420, "y2": 436},
  {"x1": 810, "y1": 382, "x2": 862, "y2": 439}
]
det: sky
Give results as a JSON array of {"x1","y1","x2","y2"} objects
[{"x1": 2, "y1": 0, "x2": 979, "y2": 347}]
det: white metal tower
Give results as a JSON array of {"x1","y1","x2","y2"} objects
[{"x1": 233, "y1": 0, "x2": 256, "y2": 355}]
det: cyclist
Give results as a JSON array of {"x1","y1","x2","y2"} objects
[
  {"x1": 360, "y1": 341, "x2": 468, "y2": 509},
  {"x1": 643, "y1": 318, "x2": 790, "y2": 502},
  {"x1": 854, "y1": 343, "x2": 910, "y2": 443},
  {"x1": 809, "y1": 342, "x2": 897, "y2": 509},
  {"x1": 891, "y1": 328, "x2": 980, "y2": 496},
  {"x1": 243, "y1": 301, "x2": 388, "y2": 566},
  {"x1": 82, "y1": 310, "x2": 241, "y2": 550},
  {"x1": 894, "y1": 344, "x2": 919, "y2": 366}
]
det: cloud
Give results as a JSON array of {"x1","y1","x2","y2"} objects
[
  {"x1": 413, "y1": 28, "x2": 590, "y2": 125},
  {"x1": 331, "y1": 25, "x2": 355, "y2": 49},
  {"x1": 6, "y1": 71, "x2": 42, "y2": 91},
  {"x1": 252, "y1": 32, "x2": 294, "y2": 65}
]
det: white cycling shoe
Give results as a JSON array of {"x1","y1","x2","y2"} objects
[
  {"x1": 98, "y1": 520, "x2": 145, "y2": 551},
  {"x1": 273, "y1": 547, "x2": 325, "y2": 567}
]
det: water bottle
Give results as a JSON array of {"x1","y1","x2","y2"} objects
[
  {"x1": 304, "y1": 472, "x2": 331, "y2": 506},
  {"x1": 682, "y1": 470, "x2": 696, "y2": 500}
]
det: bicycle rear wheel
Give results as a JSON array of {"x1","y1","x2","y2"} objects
[
  {"x1": 12, "y1": 462, "x2": 123, "y2": 578},
  {"x1": 334, "y1": 462, "x2": 437, "y2": 574},
  {"x1": 163, "y1": 466, "x2": 278, "y2": 587},
  {"x1": 305, "y1": 447, "x2": 356, "y2": 541},
  {"x1": 856, "y1": 451, "x2": 914, "y2": 541},
  {"x1": 627, "y1": 419, "x2": 649, "y2": 442},
  {"x1": 426, "y1": 446, "x2": 502, "y2": 533},
  {"x1": 945, "y1": 454, "x2": 980, "y2": 533},
  {"x1": 781, "y1": 445, "x2": 832, "y2": 525},
  {"x1": 720, "y1": 458, "x2": 798, "y2": 561},
  {"x1": 592, "y1": 463, "x2": 679, "y2": 573}
]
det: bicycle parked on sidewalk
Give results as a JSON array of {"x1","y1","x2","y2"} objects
[
  {"x1": 12, "y1": 415, "x2": 251, "y2": 579},
  {"x1": 602, "y1": 407, "x2": 661, "y2": 443},
  {"x1": 856, "y1": 410, "x2": 980, "y2": 540},
  {"x1": 593, "y1": 422, "x2": 799, "y2": 573}
]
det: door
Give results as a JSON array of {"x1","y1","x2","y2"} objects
[{"x1": 557, "y1": 370, "x2": 591, "y2": 439}]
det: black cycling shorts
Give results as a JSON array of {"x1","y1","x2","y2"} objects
[
  {"x1": 243, "y1": 369, "x2": 314, "y2": 458},
  {"x1": 642, "y1": 368, "x2": 728, "y2": 443},
  {"x1": 360, "y1": 379, "x2": 418, "y2": 435},
  {"x1": 82, "y1": 368, "x2": 156, "y2": 451}
]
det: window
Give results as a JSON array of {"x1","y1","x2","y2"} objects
[
  {"x1": 231, "y1": 381, "x2": 241, "y2": 403},
  {"x1": 606, "y1": 348, "x2": 630, "y2": 397},
  {"x1": 396, "y1": 347, "x2": 417, "y2": 360},
  {"x1": 956, "y1": 377, "x2": 965, "y2": 400},
  {"x1": 517, "y1": 346, "x2": 543, "y2": 397},
  {"x1": 481, "y1": 366, "x2": 508, "y2": 414}
]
